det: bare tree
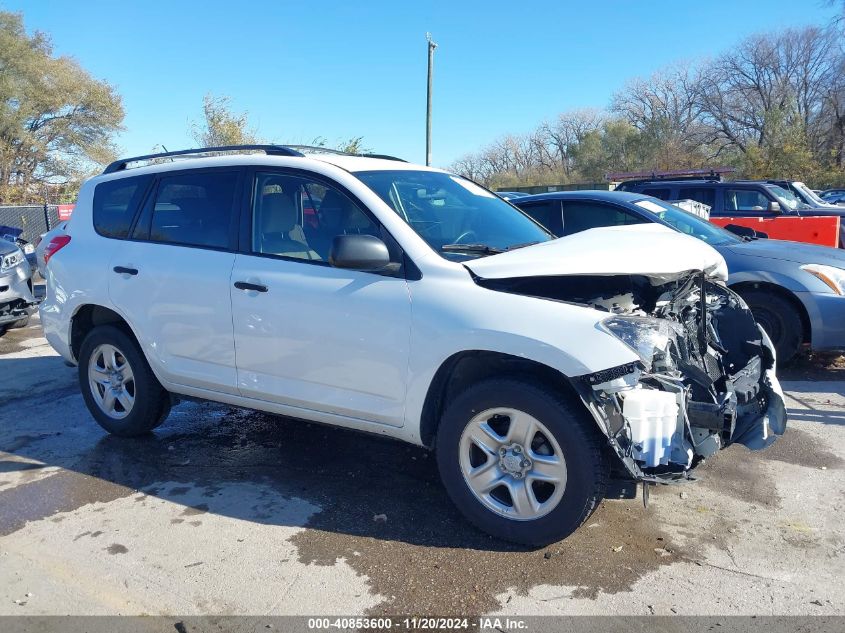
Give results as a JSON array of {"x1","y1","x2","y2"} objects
[
  {"x1": 697, "y1": 27, "x2": 838, "y2": 155},
  {"x1": 452, "y1": 24, "x2": 845, "y2": 186},
  {"x1": 538, "y1": 109, "x2": 603, "y2": 177},
  {"x1": 611, "y1": 64, "x2": 709, "y2": 167}
]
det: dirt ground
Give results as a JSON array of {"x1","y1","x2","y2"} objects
[{"x1": 1, "y1": 315, "x2": 843, "y2": 619}]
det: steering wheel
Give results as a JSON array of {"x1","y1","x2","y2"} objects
[{"x1": 453, "y1": 230, "x2": 479, "y2": 244}]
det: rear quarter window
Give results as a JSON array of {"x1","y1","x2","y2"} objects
[
  {"x1": 642, "y1": 188, "x2": 671, "y2": 200},
  {"x1": 678, "y1": 187, "x2": 716, "y2": 208},
  {"x1": 93, "y1": 176, "x2": 152, "y2": 238}
]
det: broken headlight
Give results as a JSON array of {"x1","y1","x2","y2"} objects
[{"x1": 601, "y1": 316, "x2": 677, "y2": 370}]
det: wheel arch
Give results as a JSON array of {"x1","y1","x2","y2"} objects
[
  {"x1": 70, "y1": 304, "x2": 142, "y2": 363},
  {"x1": 419, "y1": 350, "x2": 579, "y2": 449},
  {"x1": 729, "y1": 281, "x2": 811, "y2": 347}
]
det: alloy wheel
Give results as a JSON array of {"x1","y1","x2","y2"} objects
[
  {"x1": 87, "y1": 343, "x2": 136, "y2": 420},
  {"x1": 458, "y1": 407, "x2": 567, "y2": 521}
]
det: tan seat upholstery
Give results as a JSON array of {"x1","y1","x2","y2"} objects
[{"x1": 259, "y1": 193, "x2": 320, "y2": 260}]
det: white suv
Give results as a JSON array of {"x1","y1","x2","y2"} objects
[{"x1": 40, "y1": 145, "x2": 786, "y2": 545}]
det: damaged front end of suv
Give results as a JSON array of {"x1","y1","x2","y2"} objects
[{"x1": 479, "y1": 269, "x2": 787, "y2": 486}]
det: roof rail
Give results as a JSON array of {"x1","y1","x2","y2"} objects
[
  {"x1": 286, "y1": 146, "x2": 408, "y2": 162},
  {"x1": 359, "y1": 153, "x2": 408, "y2": 162},
  {"x1": 606, "y1": 167, "x2": 737, "y2": 182},
  {"x1": 284, "y1": 145, "x2": 351, "y2": 156},
  {"x1": 102, "y1": 144, "x2": 305, "y2": 174}
]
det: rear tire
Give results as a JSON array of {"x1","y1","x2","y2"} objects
[
  {"x1": 435, "y1": 378, "x2": 608, "y2": 547},
  {"x1": 78, "y1": 325, "x2": 170, "y2": 436},
  {"x1": 739, "y1": 290, "x2": 803, "y2": 364}
]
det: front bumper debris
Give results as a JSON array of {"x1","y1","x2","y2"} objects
[
  {"x1": 572, "y1": 275, "x2": 787, "y2": 484},
  {"x1": 0, "y1": 261, "x2": 36, "y2": 327}
]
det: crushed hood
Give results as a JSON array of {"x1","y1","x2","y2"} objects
[{"x1": 465, "y1": 224, "x2": 728, "y2": 281}]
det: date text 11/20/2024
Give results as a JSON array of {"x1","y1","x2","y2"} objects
[{"x1": 306, "y1": 617, "x2": 527, "y2": 630}]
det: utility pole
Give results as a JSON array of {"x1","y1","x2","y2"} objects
[{"x1": 426, "y1": 33, "x2": 437, "y2": 166}]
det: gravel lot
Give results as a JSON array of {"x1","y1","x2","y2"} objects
[{"x1": 1, "y1": 313, "x2": 843, "y2": 618}]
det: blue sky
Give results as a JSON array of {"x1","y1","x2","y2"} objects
[{"x1": 6, "y1": 0, "x2": 839, "y2": 167}]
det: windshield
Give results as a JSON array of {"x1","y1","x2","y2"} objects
[
  {"x1": 633, "y1": 198, "x2": 742, "y2": 246},
  {"x1": 355, "y1": 170, "x2": 553, "y2": 260},
  {"x1": 767, "y1": 184, "x2": 810, "y2": 210},
  {"x1": 795, "y1": 182, "x2": 829, "y2": 206}
]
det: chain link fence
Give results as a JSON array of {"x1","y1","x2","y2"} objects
[{"x1": 0, "y1": 204, "x2": 60, "y2": 242}]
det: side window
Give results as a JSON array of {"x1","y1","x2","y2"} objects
[
  {"x1": 92, "y1": 176, "x2": 151, "y2": 239},
  {"x1": 642, "y1": 188, "x2": 671, "y2": 200},
  {"x1": 560, "y1": 201, "x2": 647, "y2": 236},
  {"x1": 723, "y1": 189, "x2": 770, "y2": 213},
  {"x1": 149, "y1": 171, "x2": 238, "y2": 248},
  {"x1": 678, "y1": 187, "x2": 716, "y2": 209},
  {"x1": 251, "y1": 172, "x2": 379, "y2": 262},
  {"x1": 518, "y1": 201, "x2": 562, "y2": 236}
]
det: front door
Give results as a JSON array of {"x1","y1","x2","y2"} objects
[{"x1": 230, "y1": 170, "x2": 412, "y2": 426}]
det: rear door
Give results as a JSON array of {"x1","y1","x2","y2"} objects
[
  {"x1": 516, "y1": 199, "x2": 563, "y2": 236},
  {"x1": 677, "y1": 186, "x2": 717, "y2": 211},
  {"x1": 558, "y1": 200, "x2": 648, "y2": 236},
  {"x1": 108, "y1": 167, "x2": 242, "y2": 394},
  {"x1": 229, "y1": 169, "x2": 412, "y2": 426}
]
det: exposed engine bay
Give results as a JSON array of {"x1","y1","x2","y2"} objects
[{"x1": 478, "y1": 271, "x2": 788, "y2": 483}]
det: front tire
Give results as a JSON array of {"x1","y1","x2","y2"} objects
[
  {"x1": 435, "y1": 378, "x2": 608, "y2": 547},
  {"x1": 739, "y1": 290, "x2": 803, "y2": 364},
  {"x1": 78, "y1": 325, "x2": 170, "y2": 436}
]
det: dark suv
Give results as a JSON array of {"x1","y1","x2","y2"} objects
[{"x1": 617, "y1": 177, "x2": 845, "y2": 247}]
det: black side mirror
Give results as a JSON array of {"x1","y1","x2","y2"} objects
[{"x1": 329, "y1": 234, "x2": 392, "y2": 271}]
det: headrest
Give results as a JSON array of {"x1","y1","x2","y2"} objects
[{"x1": 262, "y1": 193, "x2": 297, "y2": 233}]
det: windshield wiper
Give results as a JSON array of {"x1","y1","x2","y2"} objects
[
  {"x1": 506, "y1": 240, "x2": 541, "y2": 250},
  {"x1": 441, "y1": 243, "x2": 504, "y2": 255}
]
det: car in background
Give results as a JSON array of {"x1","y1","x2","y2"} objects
[
  {"x1": 495, "y1": 191, "x2": 531, "y2": 200},
  {"x1": 616, "y1": 177, "x2": 845, "y2": 248},
  {"x1": 514, "y1": 190, "x2": 845, "y2": 363},
  {"x1": 821, "y1": 189, "x2": 845, "y2": 205},
  {"x1": 1, "y1": 225, "x2": 37, "y2": 273},
  {"x1": 0, "y1": 237, "x2": 36, "y2": 335},
  {"x1": 768, "y1": 180, "x2": 842, "y2": 209}
]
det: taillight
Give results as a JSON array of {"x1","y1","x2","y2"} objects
[{"x1": 44, "y1": 235, "x2": 71, "y2": 265}]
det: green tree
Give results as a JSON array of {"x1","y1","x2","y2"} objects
[
  {"x1": 191, "y1": 93, "x2": 258, "y2": 147},
  {"x1": 310, "y1": 135, "x2": 372, "y2": 154},
  {"x1": 0, "y1": 11, "x2": 124, "y2": 203},
  {"x1": 571, "y1": 119, "x2": 646, "y2": 181}
]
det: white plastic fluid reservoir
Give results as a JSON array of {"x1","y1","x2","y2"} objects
[{"x1": 621, "y1": 389, "x2": 679, "y2": 468}]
